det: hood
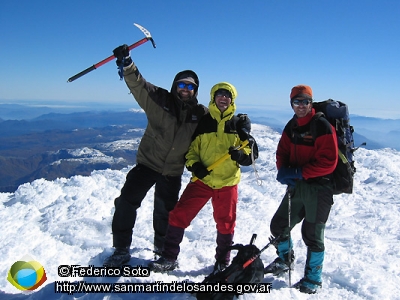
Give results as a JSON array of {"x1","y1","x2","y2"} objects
[
  {"x1": 209, "y1": 82, "x2": 237, "y2": 120},
  {"x1": 209, "y1": 82, "x2": 237, "y2": 105},
  {"x1": 171, "y1": 70, "x2": 199, "y2": 105}
]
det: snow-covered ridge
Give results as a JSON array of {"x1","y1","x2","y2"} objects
[
  {"x1": 51, "y1": 147, "x2": 126, "y2": 165},
  {"x1": 128, "y1": 108, "x2": 145, "y2": 114},
  {"x1": 0, "y1": 123, "x2": 399, "y2": 299},
  {"x1": 98, "y1": 137, "x2": 142, "y2": 152}
]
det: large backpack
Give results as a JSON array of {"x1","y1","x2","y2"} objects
[
  {"x1": 312, "y1": 99, "x2": 363, "y2": 194},
  {"x1": 196, "y1": 234, "x2": 265, "y2": 300}
]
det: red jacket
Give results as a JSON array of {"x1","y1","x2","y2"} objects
[{"x1": 276, "y1": 109, "x2": 338, "y2": 180}]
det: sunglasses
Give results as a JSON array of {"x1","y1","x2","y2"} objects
[
  {"x1": 215, "y1": 91, "x2": 231, "y2": 99},
  {"x1": 292, "y1": 99, "x2": 311, "y2": 106},
  {"x1": 177, "y1": 82, "x2": 195, "y2": 91}
]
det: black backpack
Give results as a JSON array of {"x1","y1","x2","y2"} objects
[
  {"x1": 196, "y1": 234, "x2": 265, "y2": 300},
  {"x1": 312, "y1": 99, "x2": 364, "y2": 194}
]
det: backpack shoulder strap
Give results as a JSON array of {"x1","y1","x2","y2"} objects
[
  {"x1": 313, "y1": 111, "x2": 324, "y2": 119},
  {"x1": 310, "y1": 111, "x2": 334, "y2": 141},
  {"x1": 310, "y1": 112, "x2": 325, "y2": 141}
]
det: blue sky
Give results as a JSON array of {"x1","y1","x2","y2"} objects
[{"x1": 1, "y1": 0, "x2": 399, "y2": 118}]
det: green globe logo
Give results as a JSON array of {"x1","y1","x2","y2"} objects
[{"x1": 7, "y1": 255, "x2": 47, "y2": 291}]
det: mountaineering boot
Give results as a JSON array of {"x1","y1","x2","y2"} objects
[
  {"x1": 293, "y1": 278, "x2": 322, "y2": 294},
  {"x1": 263, "y1": 253, "x2": 294, "y2": 275},
  {"x1": 149, "y1": 225, "x2": 184, "y2": 272},
  {"x1": 213, "y1": 260, "x2": 228, "y2": 273},
  {"x1": 264, "y1": 238, "x2": 294, "y2": 275},
  {"x1": 294, "y1": 250, "x2": 324, "y2": 294},
  {"x1": 103, "y1": 247, "x2": 130, "y2": 267},
  {"x1": 149, "y1": 256, "x2": 178, "y2": 272}
]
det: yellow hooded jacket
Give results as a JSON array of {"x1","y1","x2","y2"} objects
[{"x1": 185, "y1": 82, "x2": 252, "y2": 189}]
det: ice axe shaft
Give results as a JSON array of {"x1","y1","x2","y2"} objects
[
  {"x1": 191, "y1": 140, "x2": 249, "y2": 182},
  {"x1": 67, "y1": 23, "x2": 156, "y2": 83}
]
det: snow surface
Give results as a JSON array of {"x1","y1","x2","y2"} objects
[{"x1": 1, "y1": 123, "x2": 399, "y2": 300}]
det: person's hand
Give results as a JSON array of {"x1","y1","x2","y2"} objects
[
  {"x1": 276, "y1": 167, "x2": 302, "y2": 186},
  {"x1": 191, "y1": 162, "x2": 210, "y2": 179},
  {"x1": 113, "y1": 44, "x2": 132, "y2": 67},
  {"x1": 229, "y1": 146, "x2": 245, "y2": 162},
  {"x1": 236, "y1": 114, "x2": 251, "y2": 141}
]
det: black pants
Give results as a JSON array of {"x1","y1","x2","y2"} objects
[{"x1": 111, "y1": 164, "x2": 182, "y2": 249}]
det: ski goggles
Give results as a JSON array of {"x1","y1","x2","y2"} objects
[
  {"x1": 177, "y1": 82, "x2": 195, "y2": 91},
  {"x1": 292, "y1": 99, "x2": 312, "y2": 106}
]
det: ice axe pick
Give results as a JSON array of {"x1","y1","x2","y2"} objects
[{"x1": 67, "y1": 23, "x2": 156, "y2": 83}]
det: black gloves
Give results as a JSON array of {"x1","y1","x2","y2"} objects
[
  {"x1": 190, "y1": 162, "x2": 210, "y2": 179},
  {"x1": 113, "y1": 44, "x2": 133, "y2": 68},
  {"x1": 229, "y1": 146, "x2": 245, "y2": 162},
  {"x1": 229, "y1": 137, "x2": 259, "y2": 166},
  {"x1": 236, "y1": 114, "x2": 251, "y2": 141}
]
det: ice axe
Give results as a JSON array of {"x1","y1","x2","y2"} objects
[
  {"x1": 191, "y1": 140, "x2": 249, "y2": 182},
  {"x1": 67, "y1": 23, "x2": 156, "y2": 83},
  {"x1": 243, "y1": 234, "x2": 280, "y2": 268}
]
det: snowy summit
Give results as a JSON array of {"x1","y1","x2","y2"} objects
[{"x1": 0, "y1": 123, "x2": 399, "y2": 299}]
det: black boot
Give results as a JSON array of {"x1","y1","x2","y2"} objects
[
  {"x1": 293, "y1": 250, "x2": 323, "y2": 293},
  {"x1": 103, "y1": 247, "x2": 130, "y2": 267},
  {"x1": 149, "y1": 225, "x2": 184, "y2": 272},
  {"x1": 213, "y1": 260, "x2": 228, "y2": 273},
  {"x1": 264, "y1": 250, "x2": 294, "y2": 275},
  {"x1": 293, "y1": 278, "x2": 322, "y2": 294},
  {"x1": 149, "y1": 256, "x2": 178, "y2": 273}
]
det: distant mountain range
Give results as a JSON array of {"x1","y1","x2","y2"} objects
[
  {"x1": 0, "y1": 108, "x2": 148, "y2": 192},
  {"x1": 0, "y1": 103, "x2": 398, "y2": 192}
]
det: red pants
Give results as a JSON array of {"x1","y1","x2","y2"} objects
[{"x1": 169, "y1": 180, "x2": 238, "y2": 234}]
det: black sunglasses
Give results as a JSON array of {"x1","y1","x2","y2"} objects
[{"x1": 215, "y1": 90, "x2": 232, "y2": 99}]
